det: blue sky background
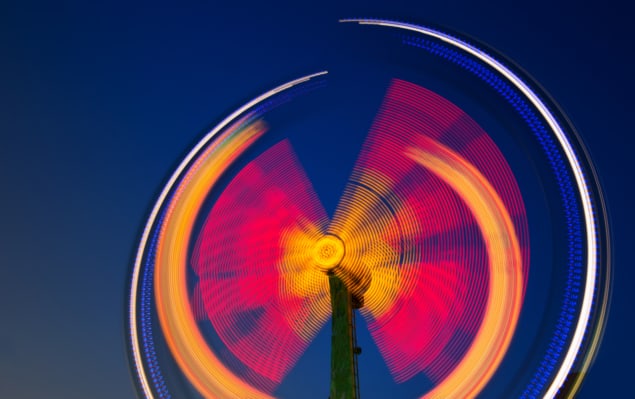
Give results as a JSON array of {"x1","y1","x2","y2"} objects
[{"x1": 0, "y1": 1, "x2": 633, "y2": 398}]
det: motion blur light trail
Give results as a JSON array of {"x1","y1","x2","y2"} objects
[
  {"x1": 343, "y1": 19, "x2": 606, "y2": 398},
  {"x1": 128, "y1": 71, "x2": 327, "y2": 399},
  {"x1": 129, "y1": 18, "x2": 611, "y2": 399},
  {"x1": 154, "y1": 79, "x2": 529, "y2": 397},
  {"x1": 191, "y1": 140, "x2": 331, "y2": 386},
  {"x1": 155, "y1": 117, "x2": 275, "y2": 399},
  {"x1": 330, "y1": 80, "x2": 528, "y2": 392},
  {"x1": 406, "y1": 139, "x2": 522, "y2": 398}
]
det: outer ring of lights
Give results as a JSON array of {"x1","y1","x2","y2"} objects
[
  {"x1": 127, "y1": 72, "x2": 328, "y2": 399},
  {"x1": 345, "y1": 20, "x2": 609, "y2": 397},
  {"x1": 127, "y1": 20, "x2": 610, "y2": 399}
]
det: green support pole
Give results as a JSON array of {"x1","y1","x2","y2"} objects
[{"x1": 329, "y1": 275, "x2": 357, "y2": 399}]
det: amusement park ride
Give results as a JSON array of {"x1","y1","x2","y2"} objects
[
  {"x1": 128, "y1": 19, "x2": 611, "y2": 399},
  {"x1": 316, "y1": 234, "x2": 362, "y2": 399}
]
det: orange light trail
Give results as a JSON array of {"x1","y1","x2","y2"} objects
[
  {"x1": 406, "y1": 137, "x2": 523, "y2": 398},
  {"x1": 151, "y1": 79, "x2": 528, "y2": 399},
  {"x1": 154, "y1": 117, "x2": 277, "y2": 399},
  {"x1": 329, "y1": 80, "x2": 528, "y2": 388},
  {"x1": 191, "y1": 139, "x2": 332, "y2": 388}
]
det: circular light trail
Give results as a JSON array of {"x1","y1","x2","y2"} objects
[
  {"x1": 341, "y1": 19, "x2": 601, "y2": 397},
  {"x1": 313, "y1": 235, "x2": 346, "y2": 271},
  {"x1": 127, "y1": 19, "x2": 610, "y2": 399}
]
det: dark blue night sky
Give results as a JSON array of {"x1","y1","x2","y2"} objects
[{"x1": 1, "y1": 1, "x2": 633, "y2": 398}]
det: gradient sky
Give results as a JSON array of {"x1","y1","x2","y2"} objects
[{"x1": 1, "y1": 1, "x2": 633, "y2": 398}]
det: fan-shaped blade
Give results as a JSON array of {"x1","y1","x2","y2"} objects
[
  {"x1": 191, "y1": 140, "x2": 331, "y2": 391},
  {"x1": 329, "y1": 79, "x2": 529, "y2": 387}
]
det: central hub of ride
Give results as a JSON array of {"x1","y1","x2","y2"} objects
[{"x1": 313, "y1": 234, "x2": 345, "y2": 271}]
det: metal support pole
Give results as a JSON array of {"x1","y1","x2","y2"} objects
[{"x1": 329, "y1": 275, "x2": 357, "y2": 399}]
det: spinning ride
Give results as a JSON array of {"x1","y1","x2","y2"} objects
[{"x1": 128, "y1": 19, "x2": 610, "y2": 399}]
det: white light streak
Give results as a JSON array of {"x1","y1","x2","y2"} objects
[
  {"x1": 340, "y1": 18, "x2": 597, "y2": 398},
  {"x1": 128, "y1": 71, "x2": 328, "y2": 399}
]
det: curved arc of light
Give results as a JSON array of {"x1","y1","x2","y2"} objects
[
  {"x1": 156, "y1": 120, "x2": 269, "y2": 399},
  {"x1": 341, "y1": 18, "x2": 597, "y2": 398},
  {"x1": 190, "y1": 139, "x2": 332, "y2": 385},
  {"x1": 406, "y1": 138, "x2": 522, "y2": 398},
  {"x1": 129, "y1": 71, "x2": 328, "y2": 399}
]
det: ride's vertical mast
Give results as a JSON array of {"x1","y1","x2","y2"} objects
[
  {"x1": 328, "y1": 275, "x2": 357, "y2": 399},
  {"x1": 313, "y1": 234, "x2": 364, "y2": 399}
]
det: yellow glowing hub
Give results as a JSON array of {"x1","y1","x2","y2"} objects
[{"x1": 313, "y1": 234, "x2": 345, "y2": 270}]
